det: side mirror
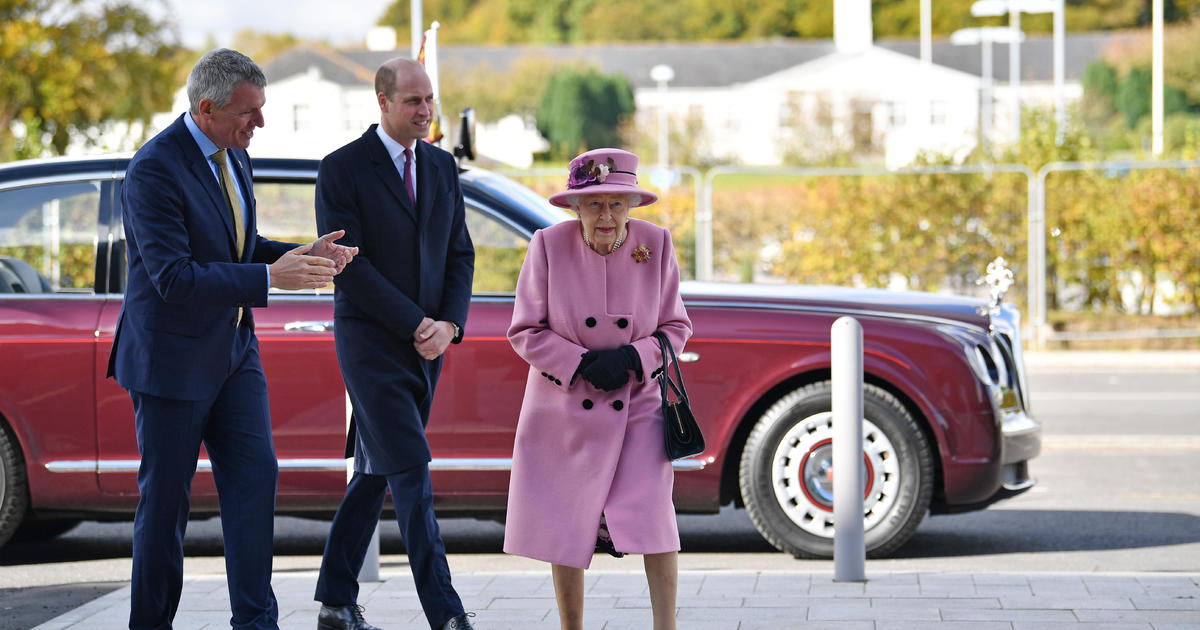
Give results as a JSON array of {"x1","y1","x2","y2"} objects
[{"x1": 453, "y1": 107, "x2": 476, "y2": 166}]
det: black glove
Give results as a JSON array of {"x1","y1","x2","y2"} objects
[
  {"x1": 580, "y1": 346, "x2": 640, "y2": 391},
  {"x1": 571, "y1": 350, "x2": 600, "y2": 385}
]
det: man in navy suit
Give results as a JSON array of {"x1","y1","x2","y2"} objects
[
  {"x1": 108, "y1": 48, "x2": 356, "y2": 630},
  {"x1": 313, "y1": 58, "x2": 476, "y2": 630}
]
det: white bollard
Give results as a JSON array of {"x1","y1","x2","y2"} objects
[
  {"x1": 832, "y1": 317, "x2": 866, "y2": 582},
  {"x1": 348, "y1": 391, "x2": 382, "y2": 582}
]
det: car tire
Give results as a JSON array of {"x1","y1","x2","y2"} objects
[
  {"x1": 739, "y1": 381, "x2": 933, "y2": 559},
  {"x1": 0, "y1": 422, "x2": 29, "y2": 549}
]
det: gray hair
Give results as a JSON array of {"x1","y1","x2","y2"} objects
[
  {"x1": 566, "y1": 193, "x2": 643, "y2": 211},
  {"x1": 186, "y1": 48, "x2": 266, "y2": 114}
]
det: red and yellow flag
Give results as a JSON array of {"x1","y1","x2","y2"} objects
[{"x1": 417, "y1": 28, "x2": 444, "y2": 145}]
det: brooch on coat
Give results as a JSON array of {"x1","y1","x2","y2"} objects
[{"x1": 632, "y1": 244, "x2": 651, "y2": 263}]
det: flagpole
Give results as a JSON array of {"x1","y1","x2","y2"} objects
[
  {"x1": 420, "y1": 22, "x2": 444, "y2": 146},
  {"x1": 410, "y1": 0, "x2": 423, "y2": 60}
]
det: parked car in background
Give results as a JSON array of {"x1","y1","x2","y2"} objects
[{"x1": 0, "y1": 155, "x2": 1040, "y2": 558}]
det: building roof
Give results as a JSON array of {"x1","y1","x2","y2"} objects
[{"x1": 264, "y1": 32, "x2": 1136, "y2": 90}]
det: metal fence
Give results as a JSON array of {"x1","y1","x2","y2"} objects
[{"x1": 499, "y1": 160, "x2": 1200, "y2": 348}]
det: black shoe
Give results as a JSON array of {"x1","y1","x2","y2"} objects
[
  {"x1": 441, "y1": 612, "x2": 477, "y2": 630},
  {"x1": 318, "y1": 604, "x2": 381, "y2": 630}
]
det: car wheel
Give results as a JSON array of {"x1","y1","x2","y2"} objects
[
  {"x1": 0, "y1": 423, "x2": 29, "y2": 549},
  {"x1": 739, "y1": 381, "x2": 933, "y2": 559}
]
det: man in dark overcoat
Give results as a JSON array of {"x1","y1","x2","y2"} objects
[{"x1": 312, "y1": 57, "x2": 476, "y2": 630}]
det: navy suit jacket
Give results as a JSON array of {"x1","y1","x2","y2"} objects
[
  {"x1": 315, "y1": 126, "x2": 474, "y2": 473},
  {"x1": 107, "y1": 113, "x2": 294, "y2": 401}
]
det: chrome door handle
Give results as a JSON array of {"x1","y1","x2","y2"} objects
[
  {"x1": 284, "y1": 321, "x2": 334, "y2": 332},
  {"x1": 679, "y1": 352, "x2": 699, "y2": 363}
]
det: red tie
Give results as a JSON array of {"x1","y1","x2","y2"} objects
[{"x1": 403, "y1": 147, "x2": 415, "y2": 203}]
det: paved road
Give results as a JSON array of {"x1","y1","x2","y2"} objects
[{"x1": 3, "y1": 360, "x2": 1198, "y2": 627}]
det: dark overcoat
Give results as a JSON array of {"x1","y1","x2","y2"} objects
[{"x1": 315, "y1": 126, "x2": 474, "y2": 474}]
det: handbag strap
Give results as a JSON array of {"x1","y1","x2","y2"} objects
[{"x1": 653, "y1": 331, "x2": 690, "y2": 405}]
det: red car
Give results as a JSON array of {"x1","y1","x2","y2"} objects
[{"x1": 0, "y1": 155, "x2": 1039, "y2": 558}]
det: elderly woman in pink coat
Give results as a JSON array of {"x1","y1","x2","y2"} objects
[{"x1": 504, "y1": 148, "x2": 692, "y2": 630}]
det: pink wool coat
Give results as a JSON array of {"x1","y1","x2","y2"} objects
[{"x1": 503, "y1": 218, "x2": 692, "y2": 569}]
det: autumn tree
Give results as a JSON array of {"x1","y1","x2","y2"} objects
[
  {"x1": 380, "y1": 0, "x2": 1200, "y2": 44},
  {"x1": 0, "y1": 0, "x2": 185, "y2": 160}
]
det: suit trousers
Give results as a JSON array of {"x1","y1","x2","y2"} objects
[
  {"x1": 315, "y1": 468, "x2": 464, "y2": 630},
  {"x1": 128, "y1": 330, "x2": 279, "y2": 630}
]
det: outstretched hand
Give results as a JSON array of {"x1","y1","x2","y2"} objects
[
  {"x1": 268, "y1": 242, "x2": 337, "y2": 290},
  {"x1": 309, "y1": 230, "x2": 358, "y2": 274}
]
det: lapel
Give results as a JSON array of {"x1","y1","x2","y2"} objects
[
  {"x1": 168, "y1": 116, "x2": 241, "y2": 260},
  {"x1": 414, "y1": 141, "x2": 437, "y2": 224},
  {"x1": 364, "y1": 126, "x2": 418, "y2": 223}
]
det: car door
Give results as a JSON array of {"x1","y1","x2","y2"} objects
[{"x1": 0, "y1": 167, "x2": 120, "y2": 508}]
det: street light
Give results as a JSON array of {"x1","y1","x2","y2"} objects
[
  {"x1": 971, "y1": 0, "x2": 1064, "y2": 144},
  {"x1": 650, "y1": 64, "x2": 674, "y2": 168},
  {"x1": 952, "y1": 26, "x2": 1025, "y2": 156}
]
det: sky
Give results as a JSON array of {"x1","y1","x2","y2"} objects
[{"x1": 153, "y1": 0, "x2": 397, "y2": 49}]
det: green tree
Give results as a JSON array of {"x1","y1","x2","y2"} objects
[
  {"x1": 535, "y1": 67, "x2": 633, "y2": 158},
  {"x1": 439, "y1": 55, "x2": 559, "y2": 124},
  {"x1": 1114, "y1": 66, "x2": 1189, "y2": 128},
  {"x1": 0, "y1": 0, "x2": 184, "y2": 160}
]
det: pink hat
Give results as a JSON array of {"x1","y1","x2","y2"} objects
[{"x1": 547, "y1": 148, "x2": 658, "y2": 209}]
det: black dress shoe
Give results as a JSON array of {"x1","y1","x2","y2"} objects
[
  {"x1": 441, "y1": 612, "x2": 476, "y2": 630},
  {"x1": 318, "y1": 604, "x2": 381, "y2": 630}
]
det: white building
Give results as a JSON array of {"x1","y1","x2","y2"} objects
[{"x1": 149, "y1": 5, "x2": 1128, "y2": 168}]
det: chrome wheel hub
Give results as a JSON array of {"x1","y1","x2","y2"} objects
[{"x1": 771, "y1": 411, "x2": 901, "y2": 538}]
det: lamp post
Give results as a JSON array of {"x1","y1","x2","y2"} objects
[
  {"x1": 1152, "y1": 0, "x2": 1163, "y2": 156},
  {"x1": 971, "y1": 0, "x2": 1063, "y2": 144},
  {"x1": 952, "y1": 26, "x2": 1024, "y2": 156},
  {"x1": 650, "y1": 64, "x2": 674, "y2": 168}
]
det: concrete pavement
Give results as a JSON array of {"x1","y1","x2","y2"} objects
[{"x1": 31, "y1": 561, "x2": 1200, "y2": 629}]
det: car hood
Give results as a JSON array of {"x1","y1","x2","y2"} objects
[{"x1": 680, "y1": 281, "x2": 992, "y2": 329}]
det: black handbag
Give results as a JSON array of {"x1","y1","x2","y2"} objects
[{"x1": 654, "y1": 331, "x2": 705, "y2": 461}]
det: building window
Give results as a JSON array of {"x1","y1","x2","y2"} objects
[
  {"x1": 890, "y1": 102, "x2": 906, "y2": 127},
  {"x1": 293, "y1": 104, "x2": 310, "y2": 132},
  {"x1": 930, "y1": 100, "x2": 946, "y2": 126},
  {"x1": 851, "y1": 99, "x2": 874, "y2": 151},
  {"x1": 816, "y1": 98, "x2": 834, "y2": 133}
]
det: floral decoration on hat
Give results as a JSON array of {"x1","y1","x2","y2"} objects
[
  {"x1": 568, "y1": 157, "x2": 616, "y2": 189},
  {"x1": 632, "y1": 244, "x2": 652, "y2": 263}
]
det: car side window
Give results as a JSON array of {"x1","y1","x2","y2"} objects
[
  {"x1": 254, "y1": 180, "x2": 319, "y2": 246},
  {"x1": 0, "y1": 181, "x2": 101, "y2": 294},
  {"x1": 247, "y1": 180, "x2": 321, "y2": 295},
  {"x1": 466, "y1": 206, "x2": 528, "y2": 295}
]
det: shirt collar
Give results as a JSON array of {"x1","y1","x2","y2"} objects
[
  {"x1": 375, "y1": 125, "x2": 416, "y2": 165},
  {"x1": 183, "y1": 111, "x2": 220, "y2": 159}
]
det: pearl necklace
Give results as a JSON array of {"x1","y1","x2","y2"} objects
[{"x1": 583, "y1": 223, "x2": 627, "y2": 254}]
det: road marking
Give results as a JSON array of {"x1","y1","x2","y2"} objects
[
  {"x1": 1033, "y1": 392, "x2": 1200, "y2": 401},
  {"x1": 1041, "y1": 434, "x2": 1200, "y2": 451}
]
